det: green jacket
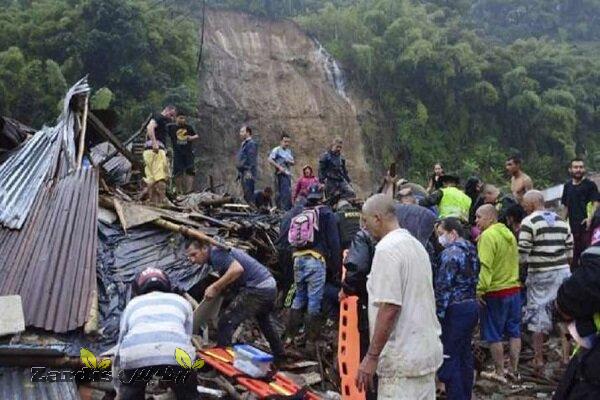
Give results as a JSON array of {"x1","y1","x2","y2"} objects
[{"x1": 477, "y1": 222, "x2": 520, "y2": 295}]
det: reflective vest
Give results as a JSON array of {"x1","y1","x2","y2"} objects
[{"x1": 439, "y1": 187, "x2": 472, "y2": 222}]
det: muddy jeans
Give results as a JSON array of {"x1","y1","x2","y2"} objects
[
  {"x1": 217, "y1": 286, "x2": 284, "y2": 358},
  {"x1": 291, "y1": 255, "x2": 326, "y2": 315}
]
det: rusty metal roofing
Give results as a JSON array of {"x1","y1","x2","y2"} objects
[
  {"x1": 0, "y1": 367, "x2": 80, "y2": 400},
  {"x1": 0, "y1": 167, "x2": 98, "y2": 332},
  {"x1": 0, "y1": 77, "x2": 90, "y2": 229}
]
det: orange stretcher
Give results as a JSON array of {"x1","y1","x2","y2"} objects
[
  {"x1": 338, "y1": 269, "x2": 365, "y2": 400},
  {"x1": 198, "y1": 347, "x2": 321, "y2": 399}
]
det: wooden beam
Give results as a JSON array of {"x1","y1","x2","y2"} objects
[
  {"x1": 88, "y1": 112, "x2": 141, "y2": 169},
  {"x1": 98, "y1": 114, "x2": 151, "y2": 168},
  {"x1": 76, "y1": 95, "x2": 89, "y2": 169},
  {"x1": 152, "y1": 218, "x2": 231, "y2": 250}
]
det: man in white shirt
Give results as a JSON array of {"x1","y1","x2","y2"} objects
[{"x1": 356, "y1": 194, "x2": 443, "y2": 399}]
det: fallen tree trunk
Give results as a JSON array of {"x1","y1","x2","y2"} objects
[{"x1": 153, "y1": 218, "x2": 231, "y2": 250}]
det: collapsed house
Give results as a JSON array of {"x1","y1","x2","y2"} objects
[{"x1": 0, "y1": 79, "x2": 332, "y2": 399}]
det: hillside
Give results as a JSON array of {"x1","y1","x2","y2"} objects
[{"x1": 195, "y1": 9, "x2": 373, "y2": 195}]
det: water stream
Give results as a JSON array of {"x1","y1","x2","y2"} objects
[{"x1": 313, "y1": 39, "x2": 350, "y2": 103}]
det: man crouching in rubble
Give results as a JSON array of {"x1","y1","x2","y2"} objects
[
  {"x1": 186, "y1": 239, "x2": 286, "y2": 362},
  {"x1": 116, "y1": 267, "x2": 199, "y2": 400}
]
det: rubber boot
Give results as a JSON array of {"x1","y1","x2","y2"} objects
[
  {"x1": 285, "y1": 308, "x2": 303, "y2": 342},
  {"x1": 304, "y1": 314, "x2": 323, "y2": 357}
]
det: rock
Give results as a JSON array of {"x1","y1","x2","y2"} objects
[{"x1": 0, "y1": 295, "x2": 25, "y2": 336}]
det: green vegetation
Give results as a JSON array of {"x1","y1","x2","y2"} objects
[
  {"x1": 0, "y1": 0, "x2": 198, "y2": 131},
  {"x1": 203, "y1": 0, "x2": 600, "y2": 186},
  {"x1": 296, "y1": 0, "x2": 600, "y2": 185},
  {"x1": 1, "y1": 0, "x2": 599, "y2": 186}
]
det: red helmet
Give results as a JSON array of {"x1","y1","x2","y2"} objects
[{"x1": 132, "y1": 267, "x2": 172, "y2": 295}]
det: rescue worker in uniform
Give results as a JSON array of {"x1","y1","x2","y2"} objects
[
  {"x1": 421, "y1": 174, "x2": 472, "y2": 223},
  {"x1": 322, "y1": 199, "x2": 363, "y2": 319},
  {"x1": 318, "y1": 137, "x2": 355, "y2": 200}
]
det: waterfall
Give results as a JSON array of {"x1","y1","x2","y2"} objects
[{"x1": 313, "y1": 39, "x2": 350, "y2": 102}]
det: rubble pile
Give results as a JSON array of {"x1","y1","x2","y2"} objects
[{"x1": 0, "y1": 79, "x2": 577, "y2": 400}]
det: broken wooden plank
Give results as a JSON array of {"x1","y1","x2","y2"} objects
[
  {"x1": 77, "y1": 94, "x2": 90, "y2": 169},
  {"x1": 88, "y1": 112, "x2": 140, "y2": 169},
  {"x1": 153, "y1": 218, "x2": 231, "y2": 249},
  {"x1": 98, "y1": 114, "x2": 151, "y2": 168},
  {"x1": 189, "y1": 212, "x2": 239, "y2": 230}
]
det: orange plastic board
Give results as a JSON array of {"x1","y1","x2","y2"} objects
[
  {"x1": 199, "y1": 347, "x2": 322, "y2": 399},
  {"x1": 338, "y1": 296, "x2": 365, "y2": 400}
]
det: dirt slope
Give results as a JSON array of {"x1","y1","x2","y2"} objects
[{"x1": 195, "y1": 9, "x2": 372, "y2": 197}]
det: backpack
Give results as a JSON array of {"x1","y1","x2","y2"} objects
[{"x1": 288, "y1": 207, "x2": 321, "y2": 248}]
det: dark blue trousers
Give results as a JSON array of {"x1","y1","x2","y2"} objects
[
  {"x1": 438, "y1": 300, "x2": 479, "y2": 400},
  {"x1": 241, "y1": 176, "x2": 255, "y2": 204},
  {"x1": 276, "y1": 173, "x2": 292, "y2": 211}
]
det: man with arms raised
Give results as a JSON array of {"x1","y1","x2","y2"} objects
[{"x1": 356, "y1": 194, "x2": 443, "y2": 399}]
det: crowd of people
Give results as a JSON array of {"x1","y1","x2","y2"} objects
[{"x1": 120, "y1": 107, "x2": 600, "y2": 400}]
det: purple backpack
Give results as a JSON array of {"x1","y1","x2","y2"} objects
[{"x1": 288, "y1": 207, "x2": 321, "y2": 248}]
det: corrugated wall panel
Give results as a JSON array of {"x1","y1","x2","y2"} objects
[{"x1": 0, "y1": 168, "x2": 98, "y2": 332}]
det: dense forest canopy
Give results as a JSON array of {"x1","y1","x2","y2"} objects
[
  {"x1": 0, "y1": 0, "x2": 198, "y2": 133},
  {"x1": 206, "y1": 0, "x2": 600, "y2": 186},
  {"x1": 0, "y1": 0, "x2": 599, "y2": 187}
]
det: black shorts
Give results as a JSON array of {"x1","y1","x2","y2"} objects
[{"x1": 173, "y1": 149, "x2": 195, "y2": 176}]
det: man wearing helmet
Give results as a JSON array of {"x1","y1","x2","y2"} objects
[
  {"x1": 186, "y1": 240, "x2": 285, "y2": 361},
  {"x1": 116, "y1": 267, "x2": 198, "y2": 400}
]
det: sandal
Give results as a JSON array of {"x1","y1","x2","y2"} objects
[{"x1": 481, "y1": 370, "x2": 508, "y2": 384}]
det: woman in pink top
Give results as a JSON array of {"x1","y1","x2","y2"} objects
[{"x1": 294, "y1": 165, "x2": 319, "y2": 202}]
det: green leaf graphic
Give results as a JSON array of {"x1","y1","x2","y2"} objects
[
  {"x1": 98, "y1": 358, "x2": 112, "y2": 370},
  {"x1": 80, "y1": 348, "x2": 97, "y2": 369},
  {"x1": 192, "y1": 359, "x2": 205, "y2": 370},
  {"x1": 175, "y1": 348, "x2": 192, "y2": 369}
]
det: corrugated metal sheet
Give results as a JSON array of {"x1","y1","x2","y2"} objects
[
  {"x1": 0, "y1": 367, "x2": 80, "y2": 400},
  {"x1": 0, "y1": 168, "x2": 98, "y2": 332},
  {"x1": 0, "y1": 77, "x2": 90, "y2": 229}
]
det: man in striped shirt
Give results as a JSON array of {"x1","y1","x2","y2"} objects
[
  {"x1": 519, "y1": 190, "x2": 573, "y2": 372},
  {"x1": 116, "y1": 268, "x2": 198, "y2": 399}
]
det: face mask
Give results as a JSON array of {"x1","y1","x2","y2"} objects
[{"x1": 438, "y1": 234, "x2": 451, "y2": 247}]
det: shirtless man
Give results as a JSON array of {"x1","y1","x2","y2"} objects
[{"x1": 506, "y1": 156, "x2": 533, "y2": 204}]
